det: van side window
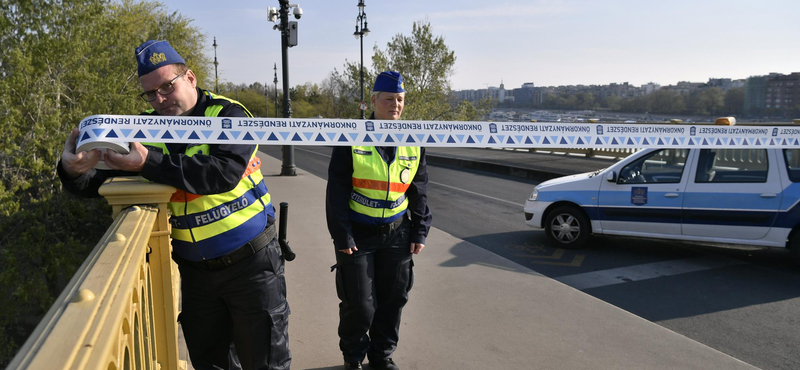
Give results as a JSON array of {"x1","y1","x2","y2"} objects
[
  {"x1": 784, "y1": 149, "x2": 800, "y2": 182},
  {"x1": 618, "y1": 149, "x2": 688, "y2": 184},
  {"x1": 695, "y1": 149, "x2": 768, "y2": 183}
]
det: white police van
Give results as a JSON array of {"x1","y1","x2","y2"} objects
[{"x1": 524, "y1": 148, "x2": 800, "y2": 263}]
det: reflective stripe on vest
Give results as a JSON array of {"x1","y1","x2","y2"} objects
[
  {"x1": 143, "y1": 92, "x2": 271, "y2": 260},
  {"x1": 349, "y1": 146, "x2": 420, "y2": 225}
]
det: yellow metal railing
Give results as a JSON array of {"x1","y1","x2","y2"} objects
[{"x1": 6, "y1": 177, "x2": 185, "y2": 370}]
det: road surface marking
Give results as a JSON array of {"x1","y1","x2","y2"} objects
[
  {"x1": 296, "y1": 147, "x2": 332, "y2": 157},
  {"x1": 554, "y1": 255, "x2": 746, "y2": 290},
  {"x1": 293, "y1": 147, "x2": 523, "y2": 207},
  {"x1": 506, "y1": 243, "x2": 586, "y2": 266},
  {"x1": 429, "y1": 181, "x2": 523, "y2": 207},
  {"x1": 528, "y1": 254, "x2": 586, "y2": 267}
]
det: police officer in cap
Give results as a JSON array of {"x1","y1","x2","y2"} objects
[
  {"x1": 58, "y1": 40, "x2": 291, "y2": 370},
  {"x1": 326, "y1": 71, "x2": 432, "y2": 370}
]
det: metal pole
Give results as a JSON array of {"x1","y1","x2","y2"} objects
[
  {"x1": 355, "y1": 2, "x2": 368, "y2": 119},
  {"x1": 274, "y1": 63, "x2": 279, "y2": 118},
  {"x1": 279, "y1": 0, "x2": 296, "y2": 176},
  {"x1": 265, "y1": 81, "x2": 269, "y2": 117},
  {"x1": 360, "y1": 30, "x2": 365, "y2": 119}
]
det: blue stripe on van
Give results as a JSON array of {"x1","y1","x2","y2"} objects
[
  {"x1": 774, "y1": 201, "x2": 800, "y2": 228},
  {"x1": 595, "y1": 206, "x2": 778, "y2": 227}
]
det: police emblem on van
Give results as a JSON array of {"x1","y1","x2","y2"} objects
[{"x1": 631, "y1": 187, "x2": 648, "y2": 205}]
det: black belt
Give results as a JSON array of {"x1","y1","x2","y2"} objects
[
  {"x1": 351, "y1": 217, "x2": 405, "y2": 235},
  {"x1": 179, "y1": 224, "x2": 277, "y2": 271}
]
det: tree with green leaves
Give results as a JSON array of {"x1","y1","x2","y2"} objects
[
  {"x1": 0, "y1": 0, "x2": 207, "y2": 365},
  {"x1": 723, "y1": 87, "x2": 744, "y2": 116},
  {"x1": 370, "y1": 21, "x2": 456, "y2": 120},
  {"x1": 334, "y1": 21, "x2": 489, "y2": 121},
  {"x1": 648, "y1": 89, "x2": 686, "y2": 115},
  {"x1": 692, "y1": 87, "x2": 725, "y2": 116},
  {"x1": 329, "y1": 62, "x2": 374, "y2": 119}
]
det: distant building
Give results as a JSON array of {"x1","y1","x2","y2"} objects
[
  {"x1": 452, "y1": 80, "x2": 509, "y2": 103},
  {"x1": 513, "y1": 83, "x2": 535, "y2": 107},
  {"x1": 450, "y1": 73, "x2": 796, "y2": 115},
  {"x1": 663, "y1": 81, "x2": 704, "y2": 95},
  {"x1": 765, "y1": 72, "x2": 800, "y2": 113},
  {"x1": 641, "y1": 82, "x2": 661, "y2": 95},
  {"x1": 745, "y1": 73, "x2": 779, "y2": 115},
  {"x1": 606, "y1": 82, "x2": 637, "y2": 98},
  {"x1": 706, "y1": 78, "x2": 745, "y2": 90}
]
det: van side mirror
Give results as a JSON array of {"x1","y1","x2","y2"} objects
[{"x1": 606, "y1": 171, "x2": 617, "y2": 182}]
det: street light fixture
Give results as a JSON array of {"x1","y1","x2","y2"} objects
[
  {"x1": 354, "y1": 0, "x2": 369, "y2": 119},
  {"x1": 267, "y1": 1, "x2": 303, "y2": 176}
]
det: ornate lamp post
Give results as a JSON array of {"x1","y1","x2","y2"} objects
[
  {"x1": 354, "y1": 1, "x2": 370, "y2": 119},
  {"x1": 213, "y1": 37, "x2": 219, "y2": 93}
]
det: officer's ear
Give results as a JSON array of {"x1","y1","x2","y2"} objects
[{"x1": 184, "y1": 69, "x2": 198, "y2": 88}]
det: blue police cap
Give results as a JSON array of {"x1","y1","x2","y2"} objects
[
  {"x1": 373, "y1": 71, "x2": 405, "y2": 93},
  {"x1": 135, "y1": 40, "x2": 185, "y2": 77}
]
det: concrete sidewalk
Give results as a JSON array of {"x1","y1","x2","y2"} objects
[{"x1": 258, "y1": 152, "x2": 758, "y2": 370}]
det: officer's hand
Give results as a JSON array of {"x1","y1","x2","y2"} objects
[
  {"x1": 338, "y1": 246, "x2": 358, "y2": 255},
  {"x1": 104, "y1": 142, "x2": 148, "y2": 172},
  {"x1": 411, "y1": 243, "x2": 425, "y2": 254},
  {"x1": 61, "y1": 128, "x2": 102, "y2": 178}
]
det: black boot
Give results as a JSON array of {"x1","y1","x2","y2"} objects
[{"x1": 369, "y1": 358, "x2": 399, "y2": 370}]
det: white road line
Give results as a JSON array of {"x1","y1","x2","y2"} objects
[
  {"x1": 293, "y1": 147, "x2": 524, "y2": 208},
  {"x1": 429, "y1": 181, "x2": 524, "y2": 207},
  {"x1": 296, "y1": 147, "x2": 332, "y2": 157},
  {"x1": 554, "y1": 256, "x2": 746, "y2": 290}
]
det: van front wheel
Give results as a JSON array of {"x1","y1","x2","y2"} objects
[{"x1": 544, "y1": 205, "x2": 590, "y2": 249}]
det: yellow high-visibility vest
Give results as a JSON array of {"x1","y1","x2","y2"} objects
[
  {"x1": 144, "y1": 92, "x2": 271, "y2": 260},
  {"x1": 349, "y1": 146, "x2": 420, "y2": 225}
]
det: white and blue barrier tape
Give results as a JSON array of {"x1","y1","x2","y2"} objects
[{"x1": 76, "y1": 115, "x2": 800, "y2": 152}]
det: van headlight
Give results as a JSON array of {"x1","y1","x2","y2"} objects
[{"x1": 528, "y1": 188, "x2": 539, "y2": 201}]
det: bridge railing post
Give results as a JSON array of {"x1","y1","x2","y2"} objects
[{"x1": 99, "y1": 176, "x2": 183, "y2": 370}]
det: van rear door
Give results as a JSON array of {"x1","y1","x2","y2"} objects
[{"x1": 682, "y1": 149, "x2": 781, "y2": 240}]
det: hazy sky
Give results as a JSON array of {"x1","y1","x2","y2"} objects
[{"x1": 162, "y1": 0, "x2": 800, "y2": 91}]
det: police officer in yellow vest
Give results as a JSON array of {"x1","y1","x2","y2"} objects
[
  {"x1": 326, "y1": 71, "x2": 432, "y2": 370},
  {"x1": 58, "y1": 40, "x2": 290, "y2": 370}
]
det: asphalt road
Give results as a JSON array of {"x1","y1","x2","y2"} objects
[{"x1": 261, "y1": 145, "x2": 800, "y2": 370}]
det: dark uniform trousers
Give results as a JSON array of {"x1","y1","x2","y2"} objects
[
  {"x1": 334, "y1": 219, "x2": 415, "y2": 363},
  {"x1": 176, "y1": 238, "x2": 291, "y2": 370}
]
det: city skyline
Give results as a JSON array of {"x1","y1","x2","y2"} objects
[{"x1": 163, "y1": 0, "x2": 800, "y2": 91}]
